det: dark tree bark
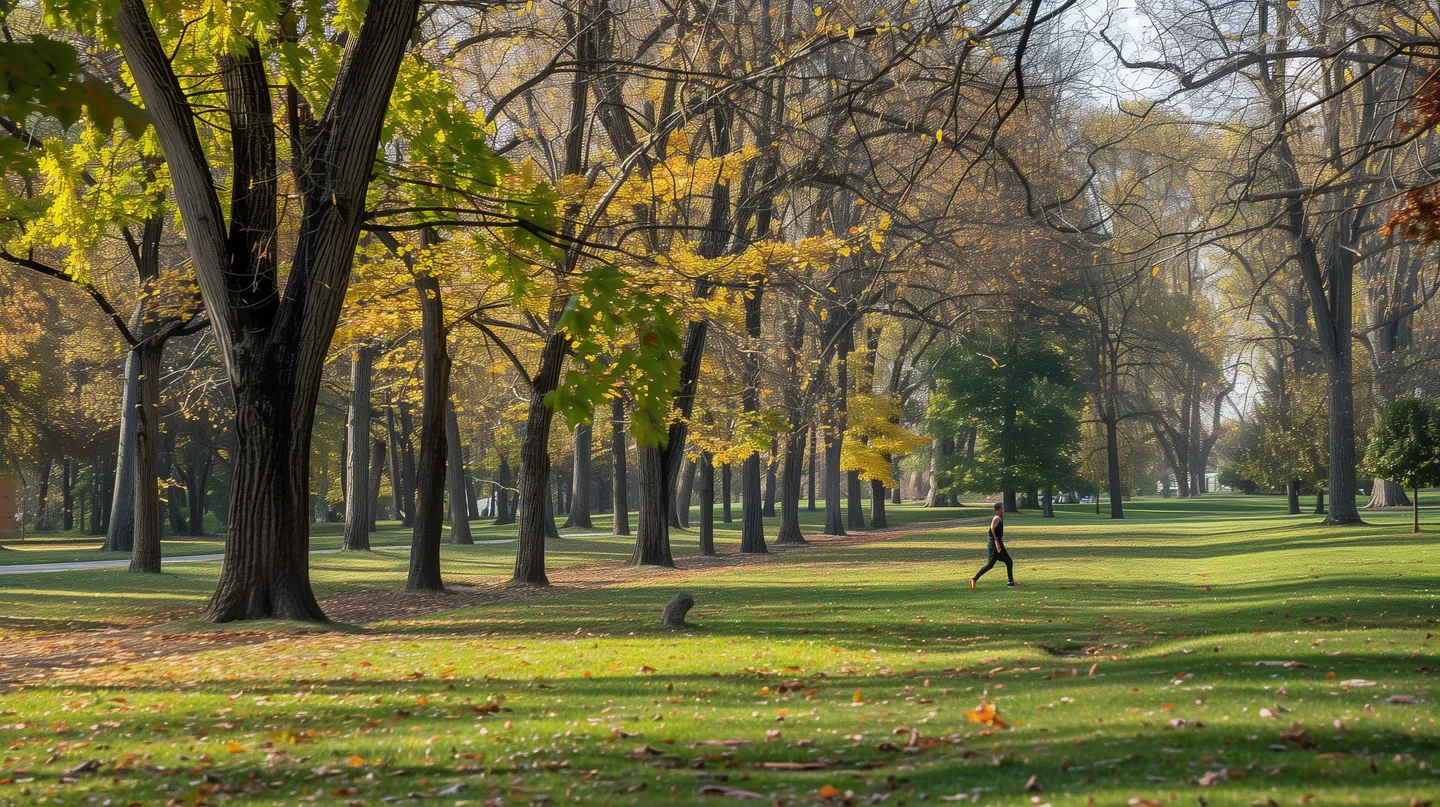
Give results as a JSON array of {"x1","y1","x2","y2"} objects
[
  {"x1": 186, "y1": 439, "x2": 211, "y2": 535},
  {"x1": 445, "y1": 399, "x2": 472, "y2": 544},
  {"x1": 698, "y1": 452, "x2": 716, "y2": 555},
  {"x1": 777, "y1": 313, "x2": 809, "y2": 545},
  {"x1": 61, "y1": 458, "x2": 73, "y2": 531},
  {"x1": 1042, "y1": 484, "x2": 1055, "y2": 518},
  {"x1": 674, "y1": 455, "x2": 696, "y2": 529},
  {"x1": 890, "y1": 458, "x2": 902, "y2": 505},
  {"x1": 129, "y1": 340, "x2": 163, "y2": 573},
  {"x1": 493, "y1": 455, "x2": 514, "y2": 525},
  {"x1": 762, "y1": 438, "x2": 778, "y2": 517},
  {"x1": 1104, "y1": 415, "x2": 1125, "y2": 519},
  {"x1": 511, "y1": 332, "x2": 568, "y2": 586},
  {"x1": 631, "y1": 442, "x2": 675, "y2": 566},
  {"x1": 563, "y1": 423, "x2": 594, "y2": 528},
  {"x1": 386, "y1": 407, "x2": 408, "y2": 526},
  {"x1": 807, "y1": 426, "x2": 817, "y2": 510},
  {"x1": 367, "y1": 437, "x2": 386, "y2": 531},
  {"x1": 1366, "y1": 478, "x2": 1410, "y2": 508},
  {"x1": 823, "y1": 338, "x2": 849, "y2": 536},
  {"x1": 846, "y1": 471, "x2": 865, "y2": 529},
  {"x1": 1287, "y1": 480, "x2": 1301, "y2": 515},
  {"x1": 661, "y1": 592, "x2": 694, "y2": 628},
  {"x1": 399, "y1": 403, "x2": 418, "y2": 524},
  {"x1": 114, "y1": 0, "x2": 422, "y2": 620},
  {"x1": 1313, "y1": 491, "x2": 1326, "y2": 516},
  {"x1": 407, "y1": 270, "x2": 449, "y2": 592},
  {"x1": 35, "y1": 459, "x2": 52, "y2": 532},
  {"x1": 611, "y1": 399, "x2": 629, "y2": 535},
  {"x1": 161, "y1": 430, "x2": 187, "y2": 534},
  {"x1": 343, "y1": 347, "x2": 374, "y2": 551},
  {"x1": 869, "y1": 478, "x2": 886, "y2": 528}
]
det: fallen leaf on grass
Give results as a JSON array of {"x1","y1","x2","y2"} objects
[
  {"x1": 964, "y1": 701, "x2": 1009, "y2": 729},
  {"x1": 1387, "y1": 694, "x2": 1416, "y2": 704},
  {"x1": 1024, "y1": 774, "x2": 1043, "y2": 792},
  {"x1": 1127, "y1": 799, "x2": 1163, "y2": 807},
  {"x1": 1339, "y1": 679, "x2": 1377, "y2": 688},
  {"x1": 819, "y1": 783, "x2": 842, "y2": 799},
  {"x1": 759, "y1": 761, "x2": 829, "y2": 770},
  {"x1": 697, "y1": 785, "x2": 767, "y2": 800}
]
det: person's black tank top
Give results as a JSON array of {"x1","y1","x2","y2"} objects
[{"x1": 990, "y1": 518, "x2": 1003, "y2": 541}]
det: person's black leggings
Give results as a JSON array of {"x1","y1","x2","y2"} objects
[{"x1": 974, "y1": 544, "x2": 1014, "y2": 583}]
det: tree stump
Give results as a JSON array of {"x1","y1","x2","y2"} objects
[{"x1": 661, "y1": 593, "x2": 695, "y2": 629}]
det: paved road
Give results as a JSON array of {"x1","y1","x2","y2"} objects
[{"x1": 0, "y1": 535, "x2": 555, "y2": 575}]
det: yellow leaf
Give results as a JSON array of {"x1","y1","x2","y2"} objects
[{"x1": 852, "y1": 689, "x2": 863, "y2": 703}]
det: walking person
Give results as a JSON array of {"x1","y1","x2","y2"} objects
[{"x1": 971, "y1": 501, "x2": 1018, "y2": 589}]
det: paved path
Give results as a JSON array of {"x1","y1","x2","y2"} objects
[{"x1": 0, "y1": 535, "x2": 557, "y2": 575}]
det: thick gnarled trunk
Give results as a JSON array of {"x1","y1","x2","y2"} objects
[
  {"x1": 129, "y1": 340, "x2": 163, "y2": 573},
  {"x1": 407, "y1": 272, "x2": 449, "y2": 592}
]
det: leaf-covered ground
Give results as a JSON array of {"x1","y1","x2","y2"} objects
[{"x1": 1, "y1": 496, "x2": 1436, "y2": 807}]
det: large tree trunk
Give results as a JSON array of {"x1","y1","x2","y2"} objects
[
  {"x1": 407, "y1": 272, "x2": 449, "y2": 592},
  {"x1": 869, "y1": 478, "x2": 886, "y2": 528},
  {"x1": 202, "y1": 342, "x2": 328, "y2": 621},
  {"x1": 846, "y1": 471, "x2": 866, "y2": 529},
  {"x1": 1313, "y1": 490, "x2": 1326, "y2": 516},
  {"x1": 129, "y1": 340, "x2": 164, "y2": 573},
  {"x1": 511, "y1": 332, "x2": 567, "y2": 586},
  {"x1": 776, "y1": 425, "x2": 808, "y2": 544},
  {"x1": 631, "y1": 443, "x2": 675, "y2": 566},
  {"x1": 698, "y1": 452, "x2": 715, "y2": 555},
  {"x1": 1287, "y1": 480, "x2": 1301, "y2": 515},
  {"x1": 343, "y1": 347, "x2": 374, "y2": 551},
  {"x1": 563, "y1": 423, "x2": 594, "y2": 528},
  {"x1": 611, "y1": 399, "x2": 629, "y2": 535},
  {"x1": 445, "y1": 399, "x2": 472, "y2": 544},
  {"x1": 118, "y1": 0, "x2": 422, "y2": 621},
  {"x1": 1366, "y1": 478, "x2": 1410, "y2": 508}
]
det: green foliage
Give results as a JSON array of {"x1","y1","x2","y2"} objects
[
  {"x1": 1362, "y1": 397, "x2": 1440, "y2": 492},
  {"x1": 0, "y1": 35, "x2": 148, "y2": 171},
  {"x1": 548, "y1": 264, "x2": 684, "y2": 447},
  {"x1": 928, "y1": 327, "x2": 1082, "y2": 496},
  {"x1": 1235, "y1": 375, "x2": 1327, "y2": 491}
]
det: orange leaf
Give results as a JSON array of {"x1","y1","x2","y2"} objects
[{"x1": 819, "y1": 784, "x2": 841, "y2": 799}]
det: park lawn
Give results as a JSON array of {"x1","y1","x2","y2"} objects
[
  {"x1": 0, "y1": 497, "x2": 1436, "y2": 806},
  {"x1": 0, "y1": 505, "x2": 975, "y2": 632}
]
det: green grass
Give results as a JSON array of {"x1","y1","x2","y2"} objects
[{"x1": 0, "y1": 497, "x2": 1436, "y2": 807}]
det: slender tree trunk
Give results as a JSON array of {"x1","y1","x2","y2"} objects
[
  {"x1": 129, "y1": 341, "x2": 163, "y2": 573},
  {"x1": 343, "y1": 347, "x2": 374, "y2": 551},
  {"x1": 187, "y1": 442, "x2": 210, "y2": 535},
  {"x1": 1105, "y1": 415, "x2": 1125, "y2": 519},
  {"x1": 1043, "y1": 484, "x2": 1055, "y2": 518},
  {"x1": 564, "y1": 423, "x2": 594, "y2": 528},
  {"x1": 386, "y1": 407, "x2": 407, "y2": 526},
  {"x1": 776, "y1": 425, "x2": 807, "y2": 544},
  {"x1": 674, "y1": 456, "x2": 697, "y2": 529},
  {"x1": 61, "y1": 458, "x2": 73, "y2": 531},
  {"x1": 1413, "y1": 487, "x2": 1420, "y2": 533},
  {"x1": 511, "y1": 332, "x2": 567, "y2": 586},
  {"x1": 399, "y1": 403, "x2": 418, "y2": 524},
  {"x1": 1287, "y1": 480, "x2": 1301, "y2": 515},
  {"x1": 368, "y1": 437, "x2": 385, "y2": 530},
  {"x1": 611, "y1": 399, "x2": 629, "y2": 535},
  {"x1": 762, "y1": 438, "x2": 778, "y2": 517},
  {"x1": 807, "y1": 427, "x2": 817, "y2": 510},
  {"x1": 698, "y1": 452, "x2": 715, "y2": 555},
  {"x1": 445, "y1": 399, "x2": 472, "y2": 545},
  {"x1": 162, "y1": 431, "x2": 187, "y2": 534},
  {"x1": 823, "y1": 339, "x2": 849, "y2": 535},
  {"x1": 494, "y1": 455, "x2": 514, "y2": 526},
  {"x1": 890, "y1": 457, "x2": 901, "y2": 505},
  {"x1": 407, "y1": 271, "x2": 449, "y2": 592},
  {"x1": 722, "y1": 463, "x2": 732, "y2": 522},
  {"x1": 741, "y1": 447, "x2": 767, "y2": 554},
  {"x1": 35, "y1": 459, "x2": 52, "y2": 533}
]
